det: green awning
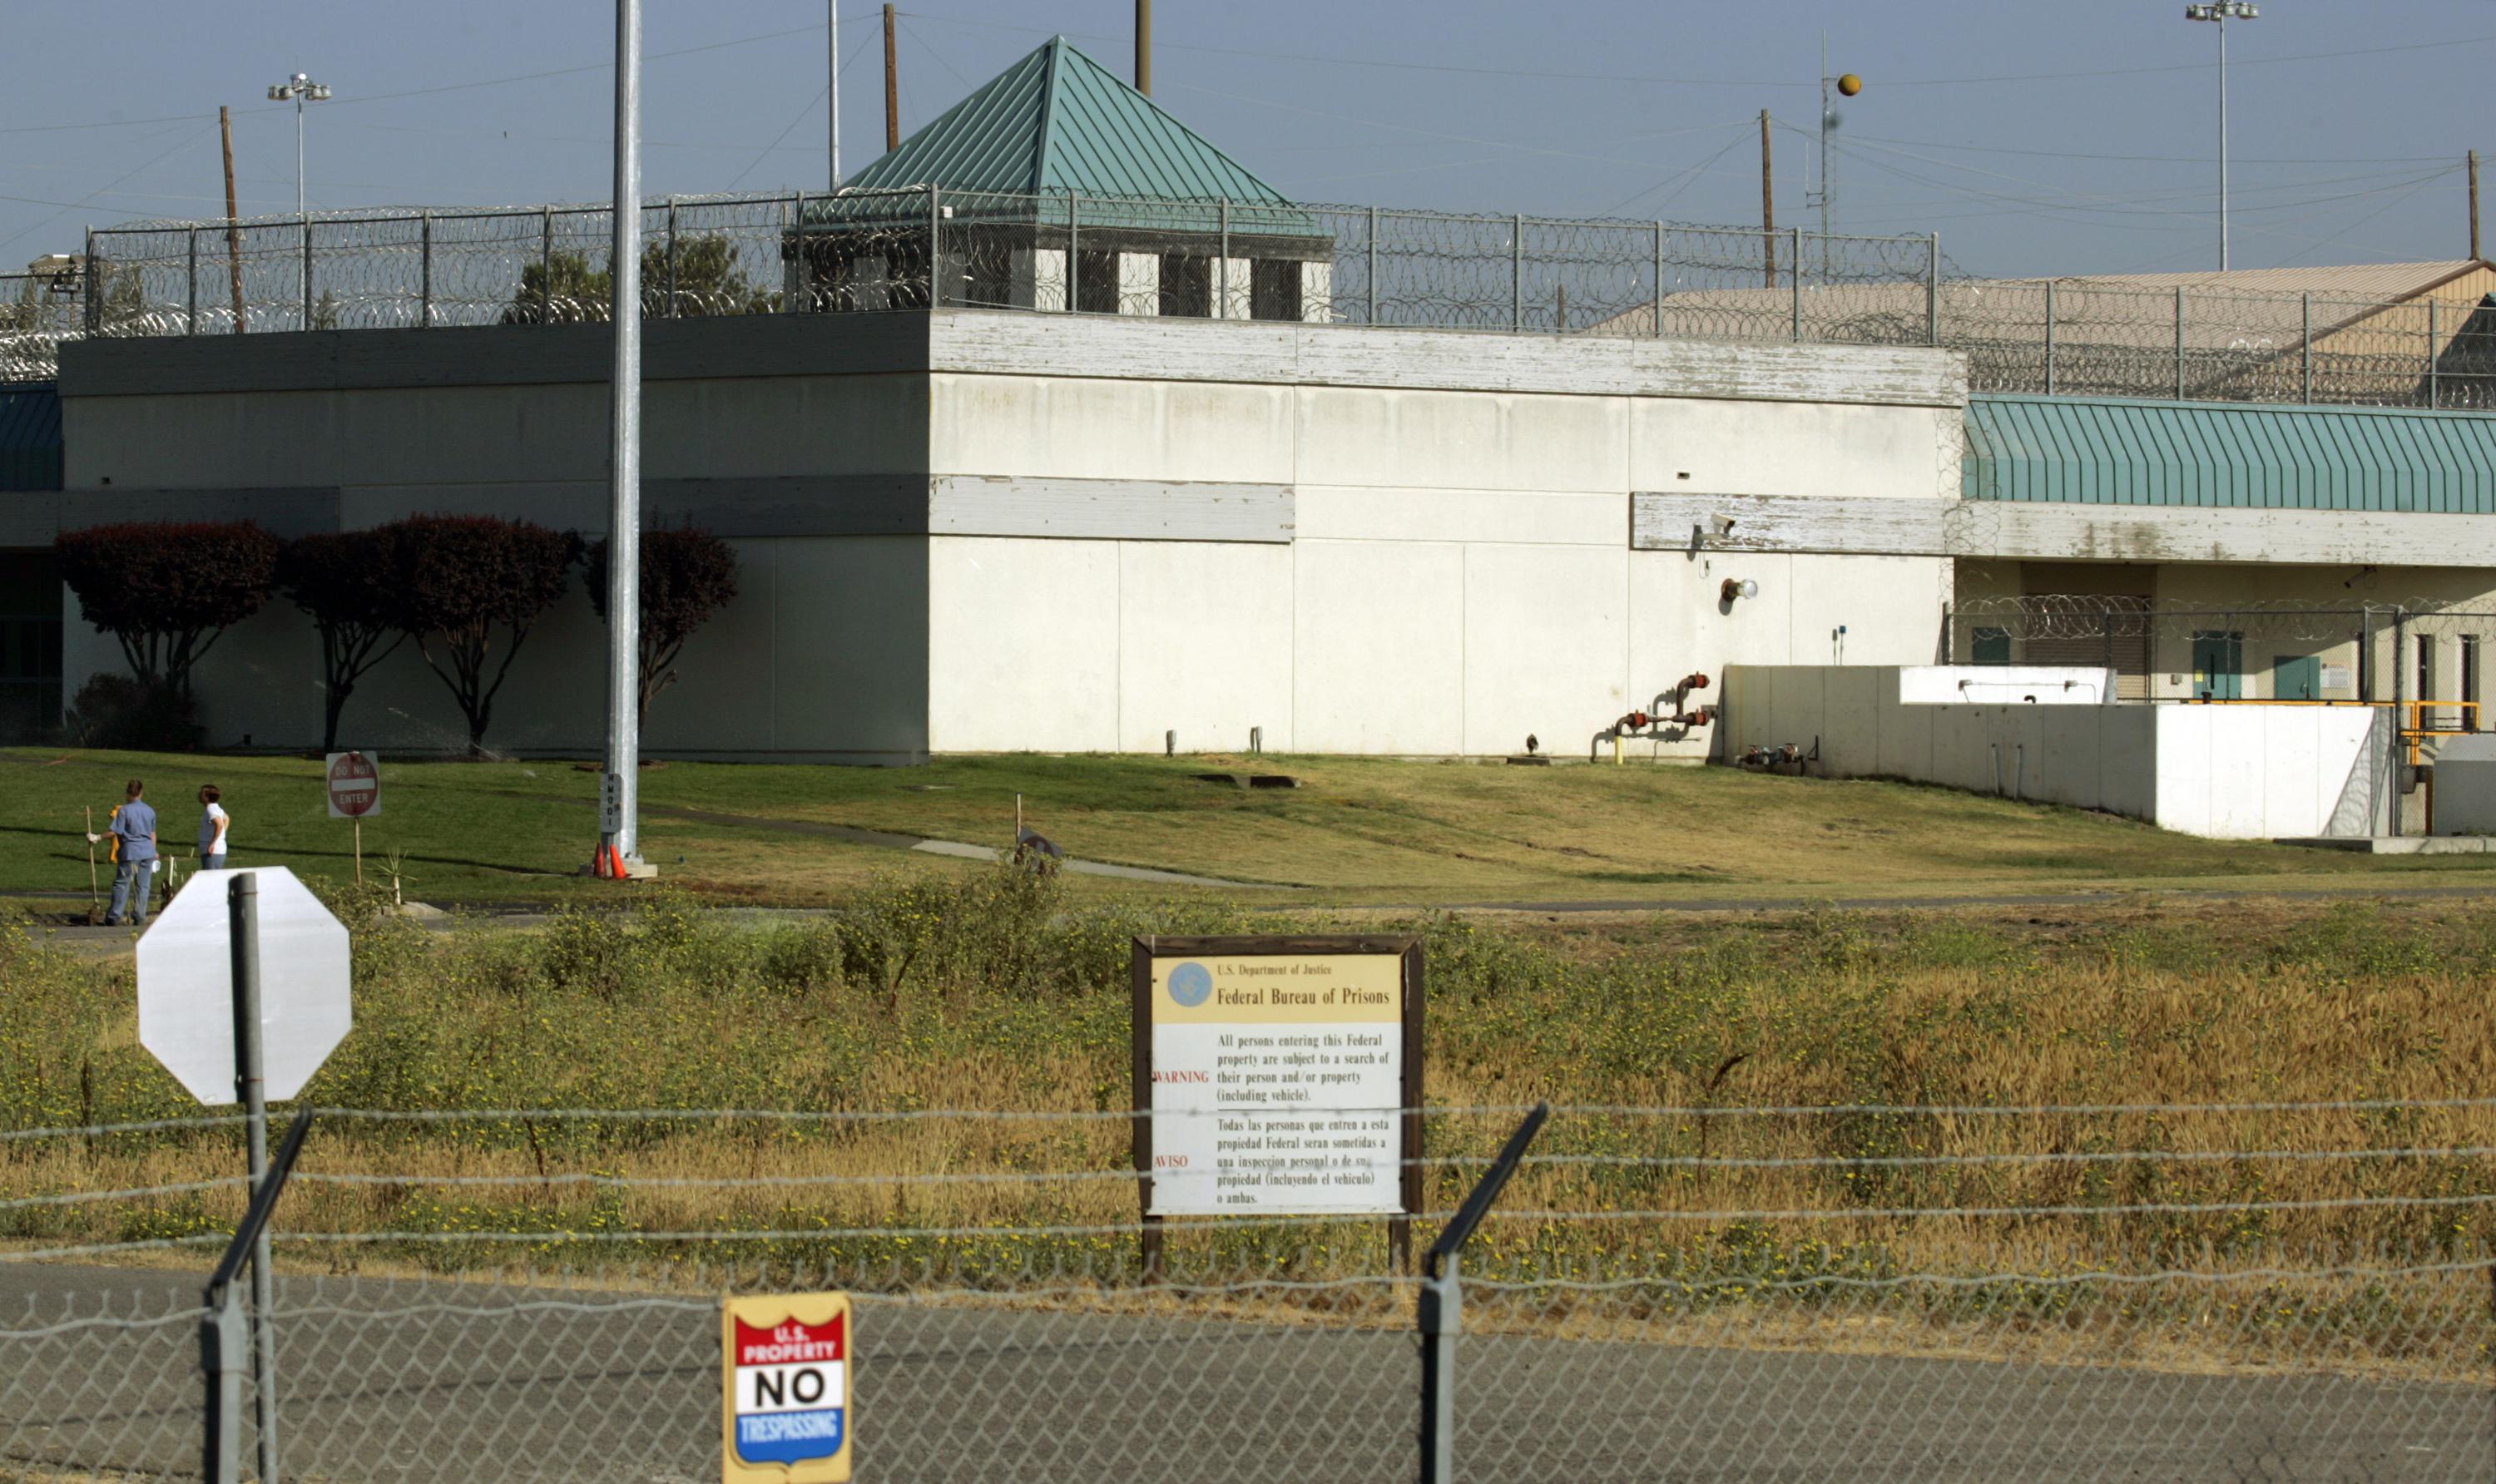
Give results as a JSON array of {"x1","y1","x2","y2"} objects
[{"x1": 1964, "y1": 394, "x2": 2496, "y2": 512}]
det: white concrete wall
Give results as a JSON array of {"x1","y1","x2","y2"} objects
[
  {"x1": 1723, "y1": 664, "x2": 2389, "y2": 838},
  {"x1": 1899, "y1": 665, "x2": 2114, "y2": 705},
  {"x1": 924, "y1": 373, "x2": 1959, "y2": 758}
]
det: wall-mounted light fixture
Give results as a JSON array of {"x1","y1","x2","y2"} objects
[{"x1": 1720, "y1": 577, "x2": 1759, "y2": 603}]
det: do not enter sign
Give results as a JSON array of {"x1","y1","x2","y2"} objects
[{"x1": 326, "y1": 751, "x2": 380, "y2": 819}]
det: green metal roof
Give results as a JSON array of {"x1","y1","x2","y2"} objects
[
  {"x1": 0, "y1": 383, "x2": 62, "y2": 492},
  {"x1": 845, "y1": 37, "x2": 1292, "y2": 203},
  {"x1": 810, "y1": 38, "x2": 1317, "y2": 240},
  {"x1": 1964, "y1": 394, "x2": 2496, "y2": 512}
]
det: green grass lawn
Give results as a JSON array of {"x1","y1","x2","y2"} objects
[{"x1": 3, "y1": 745, "x2": 2487, "y2": 911}]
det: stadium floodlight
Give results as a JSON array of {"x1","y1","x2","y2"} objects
[
  {"x1": 2184, "y1": 2, "x2": 2259, "y2": 271},
  {"x1": 265, "y1": 72, "x2": 333, "y2": 221}
]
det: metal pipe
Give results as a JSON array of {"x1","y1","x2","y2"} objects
[
  {"x1": 1654, "y1": 220, "x2": 1665, "y2": 336},
  {"x1": 929, "y1": 184, "x2": 943, "y2": 307},
  {"x1": 2428, "y1": 298, "x2": 2440, "y2": 409},
  {"x1": 665, "y1": 195, "x2": 677, "y2": 318},
  {"x1": 1218, "y1": 200, "x2": 1230, "y2": 320},
  {"x1": 604, "y1": 0, "x2": 644, "y2": 866},
  {"x1": 300, "y1": 217, "x2": 313, "y2": 329},
  {"x1": 1790, "y1": 228, "x2": 1802, "y2": 339},
  {"x1": 1067, "y1": 189, "x2": 1078, "y2": 313},
  {"x1": 2301, "y1": 292, "x2": 2312, "y2": 403},
  {"x1": 419, "y1": 210, "x2": 432, "y2": 328},
  {"x1": 186, "y1": 229, "x2": 198, "y2": 335}
]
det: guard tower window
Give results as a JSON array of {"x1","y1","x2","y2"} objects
[
  {"x1": 1159, "y1": 254, "x2": 1212, "y2": 318},
  {"x1": 1075, "y1": 250, "x2": 1120, "y2": 314},
  {"x1": 1250, "y1": 259, "x2": 1302, "y2": 321}
]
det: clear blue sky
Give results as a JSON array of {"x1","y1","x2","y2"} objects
[{"x1": 4, "y1": 0, "x2": 2489, "y2": 278}]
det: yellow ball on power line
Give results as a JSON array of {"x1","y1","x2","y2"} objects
[{"x1": 1837, "y1": 72, "x2": 1864, "y2": 96}]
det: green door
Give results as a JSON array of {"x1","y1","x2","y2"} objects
[
  {"x1": 2271, "y1": 654, "x2": 2321, "y2": 700},
  {"x1": 2191, "y1": 631, "x2": 2243, "y2": 700}
]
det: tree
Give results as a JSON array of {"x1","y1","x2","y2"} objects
[
  {"x1": 585, "y1": 527, "x2": 742, "y2": 725},
  {"x1": 276, "y1": 528, "x2": 410, "y2": 752},
  {"x1": 382, "y1": 516, "x2": 578, "y2": 754},
  {"x1": 649, "y1": 236, "x2": 776, "y2": 317},
  {"x1": 53, "y1": 522, "x2": 279, "y2": 698},
  {"x1": 503, "y1": 251, "x2": 611, "y2": 325},
  {"x1": 502, "y1": 236, "x2": 776, "y2": 324}
]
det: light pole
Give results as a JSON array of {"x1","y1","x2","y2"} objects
[
  {"x1": 2185, "y1": 2, "x2": 2257, "y2": 271},
  {"x1": 264, "y1": 72, "x2": 332, "y2": 221}
]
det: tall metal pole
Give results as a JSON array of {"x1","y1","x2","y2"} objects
[
  {"x1": 839, "y1": 0, "x2": 849, "y2": 188},
  {"x1": 2216, "y1": 13, "x2": 2229, "y2": 271},
  {"x1": 1818, "y1": 32, "x2": 1830, "y2": 248},
  {"x1": 604, "y1": 0, "x2": 644, "y2": 871},
  {"x1": 294, "y1": 92, "x2": 305, "y2": 222},
  {"x1": 227, "y1": 875, "x2": 278, "y2": 1484},
  {"x1": 2470, "y1": 150, "x2": 2481, "y2": 261},
  {"x1": 2186, "y1": 4, "x2": 2256, "y2": 271},
  {"x1": 1137, "y1": 0, "x2": 1152, "y2": 95}
]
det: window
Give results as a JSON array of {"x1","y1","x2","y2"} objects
[
  {"x1": 2464, "y1": 636, "x2": 2481, "y2": 731},
  {"x1": 1250, "y1": 259, "x2": 1302, "y2": 321},
  {"x1": 1972, "y1": 626, "x2": 2012, "y2": 665},
  {"x1": 2419, "y1": 636, "x2": 2437, "y2": 729},
  {"x1": 0, "y1": 553, "x2": 62, "y2": 745},
  {"x1": 1158, "y1": 254, "x2": 1211, "y2": 318},
  {"x1": 1075, "y1": 250, "x2": 1119, "y2": 314}
]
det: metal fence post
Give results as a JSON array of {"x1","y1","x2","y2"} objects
[
  {"x1": 2301, "y1": 293, "x2": 2313, "y2": 403},
  {"x1": 419, "y1": 210, "x2": 433, "y2": 328},
  {"x1": 665, "y1": 195, "x2": 678, "y2": 317},
  {"x1": 1790, "y1": 228, "x2": 1802, "y2": 340},
  {"x1": 82, "y1": 225, "x2": 98, "y2": 334},
  {"x1": 2428, "y1": 298, "x2": 2440, "y2": 409},
  {"x1": 2174, "y1": 286, "x2": 2186, "y2": 400},
  {"x1": 1417, "y1": 1102, "x2": 1548, "y2": 1484},
  {"x1": 197, "y1": 1109, "x2": 314, "y2": 1484},
  {"x1": 1926, "y1": 232, "x2": 1940, "y2": 346},
  {"x1": 1653, "y1": 220, "x2": 1666, "y2": 338},
  {"x1": 1367, "y1": 205, "x2": 1379, "y2": 325},
  {"x1": 1511, "y1": 214, "x2": 1523, "y2": 331},
  {"x1": 186, "y1": 228, "x2": 199, "y2": 335},
  {"x1": 300, "y1": 216, "x2": 313, "y2": 329},
  {"x1": 1218, "y1": 199, "x2": 1230, "y2": 320},
  {"x1": 1067, "y1": 188, "x2": 1079, "y2": 313},
  {"x1": 2043, "y1": 280, "x2": 2057, "y2": 395},
  {"x1": 929, "y1": 184, "x2": 943, "y2": 308}
]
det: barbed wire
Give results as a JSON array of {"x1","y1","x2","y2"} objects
[{"x1": 28, "y1": 187, "x2": 2482, "y2": 411}]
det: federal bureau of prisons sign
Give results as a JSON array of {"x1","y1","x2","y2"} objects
[
  {"x1": 722, "y1": 1293, "x2": 852, "y2": 1482},
  {"x1": 1132, "y1": 936, "x2": 1423, "y2": 1227}
]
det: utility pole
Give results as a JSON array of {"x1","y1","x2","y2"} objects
[
  {"x1": 603, "y1": 0, "x2": 645, "y2": 876},
  {"x1": 218, "y1": 106, "x2": 246, "y2": 332},
  {"x1": 2471, "y1": 150, "x2": 2482, "y2": 260},
  {"x1": 1137, "y1": 0, "x2": 1152, "y2": 95},
  {"x1": 2186, "y1": 3, "x2": 2259, "y2": 271},
  {"x1": 884, "y1": 4, "x2": 900, "y2": 151},
  {"x1": 839, "y1": 0, "x2": 849, "y2": 188},
  {"x1": 1760, "y1": 109, "x2": 1776, "y2": 288}
]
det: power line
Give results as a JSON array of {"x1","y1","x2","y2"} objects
[
  {"x1": 1834, "y1": 132, "x2": 2457, "y2": 168},
  {"x1": 0, "y1": 123, "x2": 216, "y2": 254},
  {"x1": 899, "y1": 8, "x2": 2496, "y2": 90}
]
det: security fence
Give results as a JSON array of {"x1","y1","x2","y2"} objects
[
  {"x1": 16, "y1": 189, "x2": 2486, "y2": 409},
  {"x1": 1947, "y1": 596, "x2": 2496, "y2": 721},
  {"x1": 6, "y1": 1098, "x2": 2495, "y2": 1481}
]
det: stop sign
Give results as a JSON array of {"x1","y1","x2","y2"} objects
[
  {"x1": 327, "y1": 750, "x2": 380, "y2": 819},
  {"x1": 136, "y1": 867, "x2": 352, "y2": 1106}
]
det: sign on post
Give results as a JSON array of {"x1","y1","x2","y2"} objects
[
  {"x1": 723, "y1": 1293, "x2": 853, "y2": 1483},
  {"x1": 137, "y1": 867, "x2": 352, "y2": 1106},
  {"x1": 324, "y1": 751, "x2": 380, "y2": 819},
  {"x1": 1132, "y1": 937, "x2": 1423, "y2": 1258}
]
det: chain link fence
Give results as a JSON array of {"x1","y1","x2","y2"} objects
[
  {"x1": 7, "y1": 1099, "x2": 2495, "y2": 1481},
  {"x1": 18, "y1": 190, "x2": 2483, "y2": 410}
]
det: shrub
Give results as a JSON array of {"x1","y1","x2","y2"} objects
[{"x1": 62, "y1": 670, "x2": 202, "y2": 749}]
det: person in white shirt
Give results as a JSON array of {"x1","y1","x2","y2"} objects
[{"x1": 198, "y1": 784, "x2": 230, "y2": 869}]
